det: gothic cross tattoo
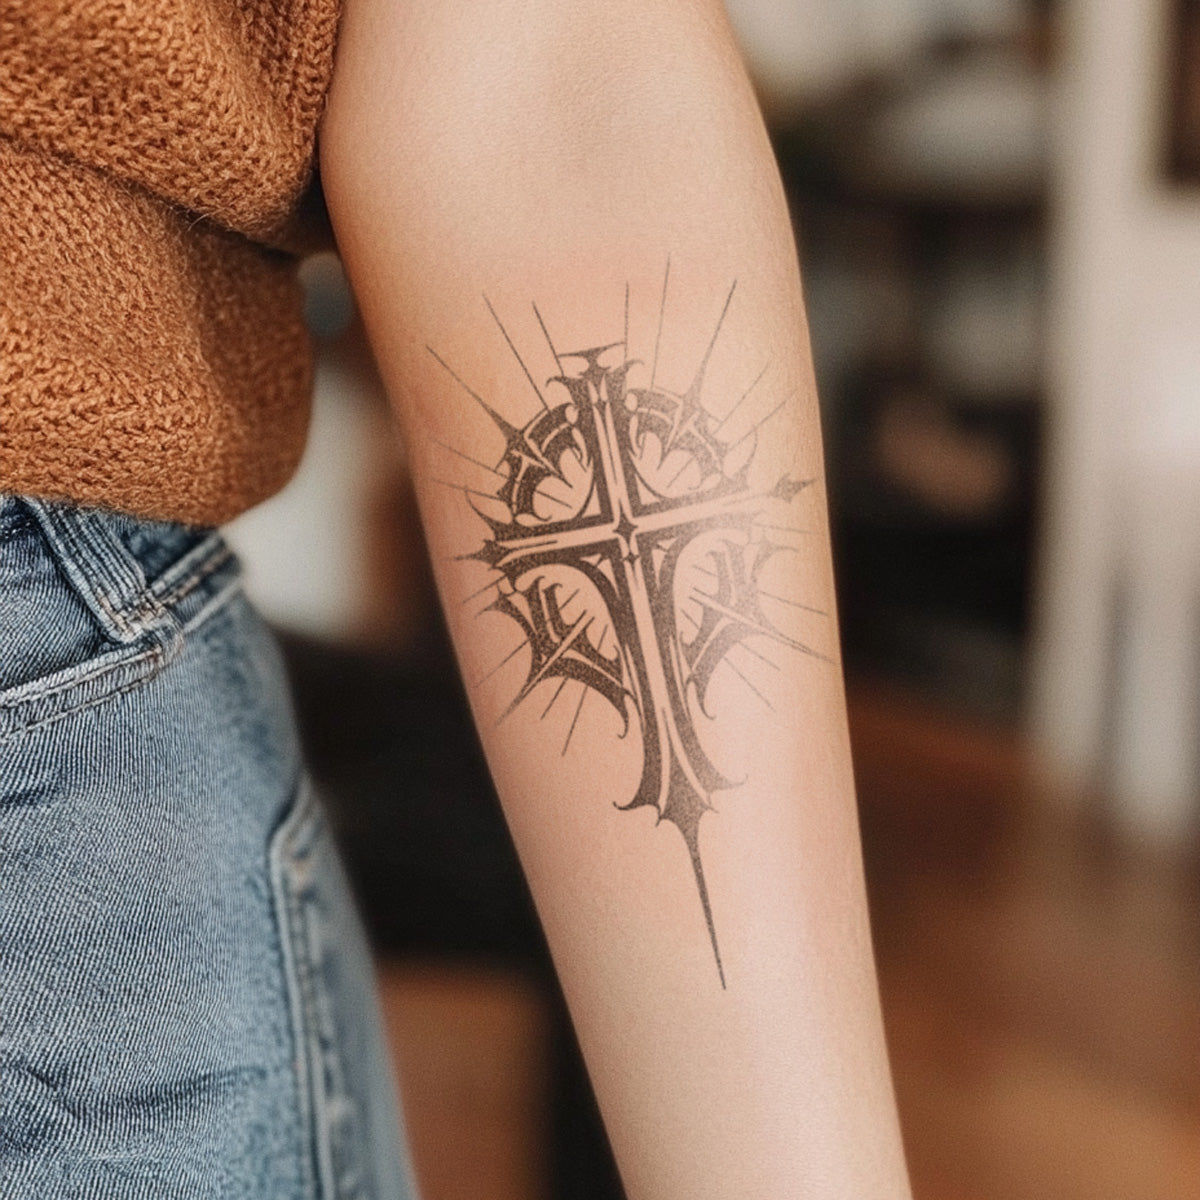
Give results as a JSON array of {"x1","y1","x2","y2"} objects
[{"x1": 433, "y1": 272, "x2": 830, "y2": 986}]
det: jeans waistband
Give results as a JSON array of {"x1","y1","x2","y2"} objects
[{"x1": 18, "y1": 497, "x2": 242, "y2": 643}]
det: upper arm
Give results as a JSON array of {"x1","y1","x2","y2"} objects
[{"x1": 319, "y1": 0, "x2": 793, "y2": 313}]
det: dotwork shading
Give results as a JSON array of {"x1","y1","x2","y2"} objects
[{"x1": 432, "y1": 273, "x2": 829, "y2": 986}]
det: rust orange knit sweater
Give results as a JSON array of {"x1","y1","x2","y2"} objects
[{"x1": 0, "y1": 0, "x2": 341, "y2": 525}]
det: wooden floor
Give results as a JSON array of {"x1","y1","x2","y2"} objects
[
  {"x1": 378, "y1": 964, "x2": 553, "y2": 1200},
  {"x1": 378, "y1": 685, "x2": 1200, "y2": 1200}
]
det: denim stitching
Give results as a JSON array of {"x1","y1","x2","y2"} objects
[
  {"x1": 0, "y1": 638, "x2": 175, "y2": 745},
  {"x1": 155, "y1": 548, "x2": 234, "y2": 607},
  {"x1": 151, "y1": 537, "x2": 231, "y2": 601},
  {"x1": 269, "y1": 784, "x2": 322, "y2": 1200},
  {"x1": 23, "y1": 502, "x2": 150, "y2": 644},
  {"x1": 270, "y1": 786, "x2": 373, "y2": 1200},
  {"x1": 4, "y1": 504, "x2": 244, "y2": 741},
  {"x1": 0, "y1": 566, "x2": 248, "y2": 744},
  {"x1": 0, "y1": 641, "x2": 170, "y2": 710}
]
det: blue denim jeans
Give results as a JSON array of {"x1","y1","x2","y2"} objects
[{"x1": 0, "y1": 497, "x2": 418, "y2": 1199}]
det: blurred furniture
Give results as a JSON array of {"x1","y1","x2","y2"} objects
[
  {"x1": 1030, "y1": 0, "x2": 1200, "y2": 845},
  {"x1": 768, "y1": 7, "x2": 1052, "y2": 721},
  {"x1": 377, "y1": 963, "x2": 551, "y2": 1200},
  {"x1": 1166, "y1": 0, "x2": 1200, "y2": 183}
]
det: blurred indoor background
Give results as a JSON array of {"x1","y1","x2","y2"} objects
[{"x1": 224, "y1": 1, "x2": 1200, "y2": 1197}]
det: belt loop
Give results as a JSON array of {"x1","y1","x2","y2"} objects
[{"x1": 24, "y1": 500, "x2": 169, "y2": 644}]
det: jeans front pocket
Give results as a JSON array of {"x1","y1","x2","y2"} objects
[
  {"x1": 0, "y1": 498, "x2": 181, "y2": 746},
  {"x1": 269, "y1": 780, "x2": 415, "y2": 1200}
]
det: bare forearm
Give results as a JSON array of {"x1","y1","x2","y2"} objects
[{"x1": 322, "y1": 4, "x2": 910, "y2": 1195}]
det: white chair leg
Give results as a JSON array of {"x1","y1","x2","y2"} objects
[{"x1": 1109, "y1": 460, "x2": 1200, "y2": 846}]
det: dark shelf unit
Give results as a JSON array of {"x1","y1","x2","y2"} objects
[{"x1": 768, "y1": 40, "x2": 1050, "y2": 720}]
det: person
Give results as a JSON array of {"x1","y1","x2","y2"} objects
[{"x1": 1, "y1": 2, "x2": 912, "y2": 1197}]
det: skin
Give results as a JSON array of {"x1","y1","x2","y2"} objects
[{"x1": 320, "y1": 3, "x2": 913, "y2": 1196}]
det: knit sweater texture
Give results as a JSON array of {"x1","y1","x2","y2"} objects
[{"x1": 1, "y1": 0, "x2": 341, "y2": 525}]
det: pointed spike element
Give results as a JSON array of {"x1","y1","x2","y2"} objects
[
  {"x1": 683, "y1": 826, "x2": 725, "y2": 988},
  {"x1": 434, "y1": 438, "x2": 506, "y2": 480},
  {"x1": 688, "y1": 588, "x2": 834, "y2": 663},
  {"x1": 485, "y1": 294, "x2": 549, "y2": 410},
  {"x1": 472, "y1": 637, "x2": 529, "y2": 689},
  {"x1": 752, "y1": 521, "x2": 817, "y2": 538},
  {"x1": 713, "y1": 361, "x2": 769, "y2": 436},
  {"x1": 431, "y1": 477, "x2": 504, "y2": 506},
  {"x1": 540, "y1": 677, "x2": 571, "y2": 721},
  {"x1": 427, "y1": 346, "x2": 519, "y2": 438},
  {"x1": 686, "y1": 279, "x2": 737, "y2": 402},
  {"x1": 559, "y1": 342, "x2": 623, "y2": 364},
  {"x1": 532, "y1": 301, "x2": 562, "y2": 375},
  {"x1": 727, "y1": 393, "x2": 791, "y2": 451},
  {"x1": 498, "y1": 612, "x2": 593, "y2": 724},
  {"x1": 720, "y1": 656, "x2": 774, "y2": 710},
  {"x1": 562, "y1": 683, "x2": 589, "y2": 755},
  {"x1": 651, "y1": 256, "x2": 670, "y2": 388},
  {"x1": 768, "y1": 475, "x2": 815, "y2": 503},
  {"x1": 456, "y1": 539, "x2": 508, "y2": 567},
  {"x1": 757, "y1": 586, "x2": 827, "y2": 617},
  {"x1": 460, "y1": 576, "x2": 503, "y2": 606}
]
